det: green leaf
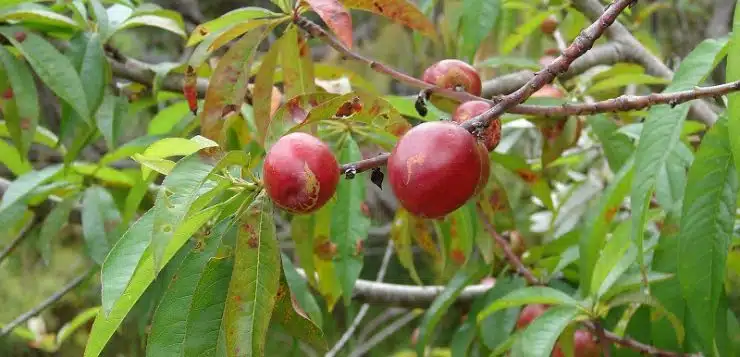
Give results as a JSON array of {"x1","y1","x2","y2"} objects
[
  {"x1": 511, "y1": 305, "x2": 581, "y2": 357},
  {"x1": 458, "y1": 0, "x2": 500, "y2": 62},
  {"x1": 201, "y1": 26, "x2": 268, "y2": 142},
  {"x1": 0, "y1": 4, "x2": 80, "y2": 30},
  {"x1": 601, "y1": 272, "x2": 674, "y2": 302},
  {"x1": 478, "y1": 277, "x2": 527, "y2": 352},
  {"x1": 607, "y1": 292, "x2": 685, "y2": 345},
  {"x1": 631, "y1": 37, "x2": 727, "y2": 283},
  {"x1": 82, "y1": 186, "x2": 122, "y2": 265},
  {"x1": 56, "y1": 307, "x2": 101, "y2": 346},
  {"x1": 96, "y1": 93, "x2": 127, "y2": 149},
  {"x1": 0, "y1": 120, "x2": 63, "y2": 154},
  {"x1": 476, "y1": 56, "x2": 540, "y2": 70},
  {"x1": 477, "y1": 287, "x2": 580, "y2": 322},
  {"x1": 187, "y1": 7, "x2": 282, "y2": 47},
  {"x1": 117, "y1": 14, "x2": 186, "y2": 38},
  {"x1": 146, "y1": 219, "x2": 235, "y2": 357},
  {"x1": 182, "y1": 255, "x2": 233, "y2": 357},
  {"x1": 0, "y1": 140, "x2": 32, "y2": 175},
  {"x1": 0, "y1": 44, "x2": 38, "y2": 157},
  {"x1": 0, "y1": 164, "x2": 62, "y2": 211},
  {"x1": 678, "y1": 117, "x2": 738, "y2": 354},
  {"x1": 331, "y1": 136, "x2": 370, "y2": 306},
  {"x1": 589, "y1": 219, "x2": 634, "y2": 299},
  {"x1": 271, "y1": 272, "x2": 328, "y2": 353},
  {"x1": 728, "y1": 2, "x2": 740, "y2": 186},
  {"x1": 281, "y1": 253, "x2": 323, "y2": 326},
  {"x1": 280, "y1": 25, "x2": 315, "y2": 100},
  {"x1": 416, "y1": 258, "x2": 487, "y2": 356},
  {"x1": 148, "y1": 101, "x2": 191, "y2": 135},
  {"x1": 656, "y1": 142, "x2": 692, "y2": 218},
  {"x1": 252, "y1": 40, "x2": 280, "y2": 145},
  {"x1": 289, "y1": 215, "x2": 317, "y2": 288},
  {"x1": 0, "y1": 27, "x2": 89, "y2": 120},
  {"x1": 586, "y1": 73, "x2": 669, "y2": 94},
  {"x1": 88, "y1": 0, "x2": 110, "y2": 41},
  {"x1": 579, "y1": 159, "x2": 633, "y2": 295},
  {"x1": 500, "y1": 11, "x2": 553, "y2": 54},
  {"x1": 587, "y1": 114, "x2": 633, "y2": 172},
  {"x1": 37, "y1": 194, "x2": 78, "y2": 264},
  {"x1": 68, "y1": 32, "x2": 106, "y2": 117},
  {"x1": 223, "y1": 193, "x2": 281, "y2": 357},
  {"x1": 390, "y1": 209, "x2": 422, "y2": 284},
  {"x1": 85, "y1": 204, "x2": 228, "y2": 357}
]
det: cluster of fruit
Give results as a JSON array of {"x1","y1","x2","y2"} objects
[{"x1": 263, "y1": 59, "x2": 500, "y2": 219}]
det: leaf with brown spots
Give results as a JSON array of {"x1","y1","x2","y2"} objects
[
  {"x1": 340, "y1": 0, "x2": 436, "y2": 37},
  {"x1": 252, "y1": 41, "x2": 280, "y2": 146},
  {"x1": 390, "y1": 209, "x2": 422, "y2": 284},
  {"x1": 270, "y1": 274, "x2": 328, "y2": 353},
  {"x1": 223, "y1": 192, "x2": 280, "y2": 357},
  {"x1": 446, "y1": 203, "x2": 475, "y2": 266},
  {"x1": 305, "y1": 0, "x2": 353, "y2": 48},
  {"x1": 313, "y1": 201, "x2": 342, "y2": 311},
  {"x1": 280, "y1": 25, "x2": 316, "y2": 100},
  {"x1": 201, "y1": 26, "x2": 268, "y2": 144}
]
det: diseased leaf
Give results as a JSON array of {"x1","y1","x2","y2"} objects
[
  {"x1": 280, "y1": 25, "x2": 316, "y2": 100},
  {"x1": 223, "y1": 193, "x2": 281, "y2": 357},
  {"x1": 313, "y1": 202, "x2": 342, "y2": 310},
  {"x1": 305, "y1": 0, "x2": 353, "y2": 48},
  {"x1": 631, "y1": 38, "x2": 727, "y2": 282},
  {"x1": 331, "y1": 136, "x2": 370, "y2": 306},
  {"x1": 678, "y1": 117, "x2": 738, "y2": 354},
  {"x1": 390, "y1": 209, "x2": 422, "y2": 284},
  {"x1": 0, "y1": 44, "x2": 38, "y2": 156},
  {"x1": 511, "y1": 305, "x2": 581, "y2": 357},
  {"x1": 270, "y1": 273, "x2": 328, "y2": 353},
  {"x1": 81, "y1": 186, "x2": 122, "y2": 265},
  {"x1": 340, "y1": 0, "x2": 436, "y2": 37},
  {"x1": 201, "y1": 27, "x2": 267, "y2": 142},
  {"x1": 0, "y1": 27, "x2": 89, "y2": 120},
  {"x1": 252, "y1": 41, "x2": 280, "y2": 145}
]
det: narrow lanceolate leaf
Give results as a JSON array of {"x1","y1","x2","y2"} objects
[
  {"x1": 678, "y1": 117, "x2": 738, "y2": 354},
  {"x1": 313, "y1": 202, "x2": 342, "y2": 310},
  {"x1": 38, "y1": 195, "x2": 78, "y2": 263},
  {"x1": 201, "y1": 27, "x2": 267, "y2": 142},
  {"x1": 270, "y1": 275, "x2": 328, "y2": 353},
  {"x1": 182, "y1": 256, "x2": 233, "y2": 357},
  {"x1": 146, "y1": 220, "x2": 234, "y2": 357},
  {"x1": 187, "y1": 7, "x2": 281, "y2": 47},
  {"x1": 68, "y1": 32, "x2": 106, "y2": 116},
  {"x1": 223, "y1": 193, "x2": 281, "y2": 357},
  {"x1": 0, "y1": 164, "x2": 62, "y2": 211},
  {"x1": 85, "y1": 205, "x2": 227, "y2": 357},
  {"x1": 0, "y1": 44, "x2": 38, "y2": 156},
  {"x1": 0, "y1": 140, "x2": 31, "y2": 175},
  {"x1": 587, "y1": 114, "x2": 633, "y2": 172},
  {"x1": 631, "y1": 38, "x2": 727, "y2": 281},
  {"x1": 390, "y1": 209, "x2": 422, "y2": 284},
  {"x1": 81, "y1": 186, "x2": 122, "y2": 265},
  {"x1": 95, "y1": 93, "x2": 127, "y2": 150},
  {"x1": 305, "y1": 0, "x2": 352, "y2": 48},
  {"x1": 459, "y1": 0, "x2": 500, "y2": 62},
  {"x1": 478, "y1": 287, "x2": 580, "y2": 322},
  {"x1": 727, "y1": 3, "x2": 740, "y2": 183},
  {"x1": 511, "y1": 305, "x2": 581, "y2": 357},
  {"x1": 477, "y1": 277, "x2": 527, "y2": 352},
  {"x1": 331, "y1": 136, "x2": 370, "y2": 306},
  {"x1": 416, "y1": 258, "x2": 487, "y2": 356},
  {"x1": 280, "y1": 25, "x2": 316, "y2": 100},
  {"x1": 579, "y1": 158, "x2": 633, "y2": 295},
  {"x1": 291, "y1": 215, "x2": 317, "y2": 287},
  {"x1": 340, "y1": 0, "x2": 436, "y2": 37},
  {"x1": 252, "y1": 41, "x2": 280, "y2": 145},
  {"x1": 0, "y1": 27, "x2": 89, "y2": 120},
  {"x1": 281, "y1": 253, "x2": 323, "y2": 326},
  {"x1": 590, "y1": 220, "x2": 634, "y2": 298}
]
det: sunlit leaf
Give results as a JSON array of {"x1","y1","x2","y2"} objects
[
  {"x1": 187, "y1": 7, "x2": 282, "y2": 47},
  {"x1": 340, "y1": 0, "x2": 436, "y2": 37}
]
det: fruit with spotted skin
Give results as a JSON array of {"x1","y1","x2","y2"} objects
[
  {"x1": 516, "y1": 304, "x2": 547, "y2": 329},
  {"x1": 388, "y1": 121, "x2": 482, "y2": 219},
  {"x1": 452, "y1": 100, "x2": 501, "y2": 151},
  {"x1": 422, "y1": 59, "x2": 482, "y2": 112},
  {"x1": 263, "y1": 132, "x2": 339, "y2": 214}
]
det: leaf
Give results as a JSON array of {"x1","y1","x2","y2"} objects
[
  {"x1": 0, "y1": 140, "x2": 31, "y2": 175},
  {"x1": 0, "y1": 164, "x2": 62, "y2": 212},
  {"x1": 601, "y1": 272, "x2": 674, "y2": 302},
  {"x1": 281, "y1": 253, "x2": 323, "y2": 326},
  {"x1": 340, "y1": 0, "x2": 436, "y2": 37},
  {"x1": 0, "y1": 4, "x2": 80, "y2": 30},
  {"x1": 223, "y1": 193, "x2": 281, "y2": 357},
  {"x1": 0, "y1": 27, "x2": 89, "y2": 120},
  {"x1": 0, "y1": 44, "x2": 38, "y2": 156},
  {"x1": 270, "y1": 273, "x2": 328, "y2": 353},
  {"x1": 201, "y1": 27, "x2": 267, "y2": 142},
  {"x1": 182, "y1": 255, "x2": 233, "y2": 356},
  {"x1": 305, "y1": 0, "x2": 353, "y2": 48},
  {"x1": 607, "y1": 292, "x2": 685, "y2": 345},
  {"x1": 678, "y1": 117, "x2": 738, "y2": 354},
  {"x1": 501, "y1": 11, "x2": 554, "y2": 54},
  {"x1": 187, "y1": 7, "x2": 281, "y2": 47},
  {"x1": 85, "y1": 204, "x2": 228, "y2": 357},
  {"x1": 0, "y1": 120, "x2": 63, "y2": 154},
  {"x1": 56, "y1": 307, "x2": 101, "y2": 346},
  {"x1": 330, "y1": 136, "x2": 370, "y2": 306},
  {"x1": 68, "y1": 32, "x2": 106, "y2": 117},
  {"x1": 458, "y1": 0, "x2": 500, "y2": 62},
  {"x1": 148, "y1": 101, "x2": 192, "y2": 135},
  {"x1": 390, "y1": 209, "x2": 422, "y2": 284},
  {"x1": 447, "y1": 203, "x2": 475, "y2": 266},
  {"x1": 280, "y1": 25, "x2": 316, "y2": 100},
  {"x1": 656, "y1": 142, "x2": 692, "y2": 217},
  {"x1": 579, "y1": 158, "x2": 633, "y2": 295},
  {"x1": 631, "y1": 37, "x2": 727, "y2": 283},
  {"x1": 117, "y1": 14, "x2": 186, "y2": 38},
  {"x1": 478, "y1": 277, "x2": 527, "y2": 351},
  {"x1": 586, "y1": 73, "x2": 670, "y2": 94},
  {"x1": 96, "y1": 93, "x2": 127, "y2": 149},
  {"x1": 510, "y1": 305, "x2": 581, "y2": 357},
  {"x1": 146, "y1": 218, "x2": 234, "y2": 357},
  {"x1": 81, "y1": 186, "x2": 122, "y2": 265},
  {"x1": 37, "y1": 194, "x2": 78, "y2": 264},
  {"x1": 589, "y1": 219, "x2": 633, "y2": 298},
  {"x1": 89, "y1": 0, "x2": 111, "y2": 41},
  {"x1": 290, "y1": 215, "x2": 317, "y2": 287},
  {"x1": 416, "y1": 258, "x2": 487, "y2": 356},
  {"x1": 728, "y1": 2, "x2": 740, "y2": 186},
  {"x1": 477, "y1": 287, "x2": 580, "y2": 322},
  {"x1": 587, "y1": 115, "x2": 634, "y2": 172},
  {"x1": 252, "y1": 40, "x2": 280, "y2": 145},
  {"x1": 313, "y1": 202, "x2": 342, "y2": 310}
]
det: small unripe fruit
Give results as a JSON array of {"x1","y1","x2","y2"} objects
[
  {"x1": 516, "y1": 304, "x2": 547, "y2": 329},
  {"x1": 388, "y1": 121, "x2": 482, "y2": 219},
  {"x1": 263, "y1": 132, "x2": 340, "y2": 214},
  {"x1": 541, "y1": 16, "x2": 559, "y2": 35},
  {"x1": 422, "y1": 59, "x2": 483, "y2": 112},
  {"x1": 452, "y1": 100, "x2": 501, "y2": 151}
]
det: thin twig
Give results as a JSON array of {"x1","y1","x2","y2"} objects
[
  {"x1": 592, "y1": 321, "x2": 612, "y2": 357},
  {"x1": 581, "y1": 321, "x2": 699, "y2": 357},
  {"x1": 348, "y1": 311, "x2": 420, "y2": 357},
  {"x1": 0, "y1": 268, "x2": 94, "y2": 337},
  {"x1": 325, "y1": 241, "x2": 395, "y2": 357},
  {"x1": 356, "y1": 308, "x2": 407, "y2": 343},
  {"x1": 477, "y1": 212, "x2": 541, "y2": 285},
  {"x1": 0, "y1": 218, "x2": 35, "y2": 265}
]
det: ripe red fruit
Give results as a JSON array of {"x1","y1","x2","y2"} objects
[
  {"x1": 541, "y1": 16, "x2": 559, "y2": 34},
  {"x1": 476, "y1": 142, "x2": 490, "y2": 194},
  {"x1": 516, "y1": 304, "x2": 547, "y2": 329},
  {"x1": 422, "y1": 59, "x2": 482, "y2": 96},
  {"x1": 263, "y1": 132, "x2": 339, "y2": 214},
  {"x1": 552, "y1": 330, "x2": 600, "y2": 357},
  {"x1": 388, "y1": 121, "x2": 483, "y2": 219},
  {"x1": 452, "y1": 100, "x2": 501, "y2": 151}
]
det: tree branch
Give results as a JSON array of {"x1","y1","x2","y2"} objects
[{"x1": 478, "y1": 213, "x2": 540, "y2": 285}]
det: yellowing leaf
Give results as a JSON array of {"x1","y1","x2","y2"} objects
[
  {"x1": 305, "y1": 0, "x2": 353, "y2": 48},
  {"x1": 340, "y1": 0, "x2": 436, "y2": 37}
]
